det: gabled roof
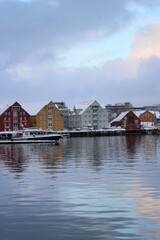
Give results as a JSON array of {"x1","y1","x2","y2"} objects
[
  {"x1": 134, "y1": 110, "x2": 160, "y2": 119},
  {"x1": 149, "y1": 111, "x2": 160, "y2": 118},
  {"x1": 23, "y1": 101, "x2": 50, "y2": 116},
  {"x1": 0, "y1": 103, "x2": 10, "y2": 115},
  {"x1": 22, "y1": 101, "x2": 61, "y2": 116},
  {"x1": 133, "y1": 110, "x2": 146, "y2": 117},
  {"x1": 110, "y1": 111, "x2": 129, "y2": 123},
  {"x1": 73, "y1": 100, "x2": 100, "y2": 115}
]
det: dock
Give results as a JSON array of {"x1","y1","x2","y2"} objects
[{"x1": 55, "y1": 128, "x2": 160, "y2": 138}]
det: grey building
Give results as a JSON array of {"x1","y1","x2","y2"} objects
[{"x1": 69, "y1": 100, "x2": 108, "y2": 130}]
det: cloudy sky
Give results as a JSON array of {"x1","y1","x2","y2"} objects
[{"x1": 1, "y1": 0, "x2": 160, "y2": 107}]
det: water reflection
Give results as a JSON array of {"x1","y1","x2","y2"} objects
[
  {"x1": 0, "y1": 144, "x2": 28, "y2": 173},
  {"x1": 0, "y1": 136, "x2": 160, "y2": 239}
]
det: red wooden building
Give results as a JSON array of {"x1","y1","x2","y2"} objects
[
  {"x1": 111, "y1": 110, "x2": 141, "y2": 131},
  {"x1": 0, "y1": 102, "x2": 30, "y2": 131}
]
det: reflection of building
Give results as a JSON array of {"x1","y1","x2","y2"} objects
[
  {"x1": 0, "y1": 144, "x2": 29, "y2": 172},
  {"x1": 0, "y1": 140, "x2": 65, "y2": 173},
  {"x1": 25, "y1": 101, "x2": 64, "y2": 131},
  {"x1": 0, "y1": 102, "x2": 30, "y2": 131},
  {"x1": 69, "y1": 100, "x2": 108, "y2": 130},
  {"x1": 111, "y1": 110, "x2": 141, "y2": 131},
  {"x1": 54, "y1": 102, "x2": 70, "y2": 129}
]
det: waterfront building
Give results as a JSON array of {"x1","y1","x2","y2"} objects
[
  {"x1": 106, "y1": 102, "x2": 160, "y2": 122},
  {"x1": 0, "y1": 102, "x2": 30, "y2": 131},
  {"x1": 54, "y1": 102, "x2": 70, "y2": 129},
  {"x1": 69, "y1": 100, "x2": 108, "y2": 130},
  {"x1": 105, "y1": 102, "x2": 134, "y2": 122},
  {"x1": 111, "y1": 110, "x2": 141, "y2": 131},
  {"x1": 134, "y1": 110, "x2": 156, "y2": 128},
  {"x1": 25, "y1": 101, "x2": 64, "y2": 131}
]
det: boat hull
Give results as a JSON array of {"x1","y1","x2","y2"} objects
[{"x1": 0, "y1": 139, "x2": 60, "y2": 144}]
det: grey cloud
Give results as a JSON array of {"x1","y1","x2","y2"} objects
[
  {"x1": 0, "y1": 0, "x2": 134, "y2": 69},
  {"x1": 1, "y1": 56, "x2": 159, "y2": 107}
]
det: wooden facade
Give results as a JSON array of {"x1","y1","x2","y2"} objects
[
  {"x1": 111, "y1": 110, "x2": 141, "y2": 131},
  {"x1": 33, "y1": 101, "x2": 64, "y2": 131},
  {"x1": 139, "y1": 110, "x2": 155, "y2": 122},
  {"x1": 0, "y1": 102, "x2": 30, "y2": 131}
]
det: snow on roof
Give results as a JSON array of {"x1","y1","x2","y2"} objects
[
  {"x1": 110, "y1": 111, "x2": 129, "y2": 123},
  {"x1": 22, "y1": 101, "x2": 50, "y2": 115},
  {"x1": 134, "y1": 110, "x2": 160, "y2": 118},
  {"x1": 150, "y1": 111, "x2": 160, "y2": 118},
  {"x1": 0, "y1": 103, "x2": 11, "y2": 114},
  {"x1": 133, "y1": 110, "x2": 145, "y2": 117},
  {"x1": 74, "y1": 100, "x2": 101, "y2": 114}
]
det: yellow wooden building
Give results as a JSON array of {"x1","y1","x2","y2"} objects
[
  {"x1": 138, "y1": 110, "x2": 155, "y2": 122},
  {"x1": 30, "y1": 101, "x2": 64, "y2": 131}
]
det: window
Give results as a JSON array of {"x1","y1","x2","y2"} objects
[
  {"x1": 55, "y1": 122, "x2": 57, "y2": 125},
  {"x1": 20, "y1": 117, "x2": 22, "y2": 120},
  {"x1": 40, "y1": 116, "x2": 42, "y2": 120},
  {"x1": 48, "y1": 117, "x2": 52, "y2": 121},
  {"x1": 135, "y1": 120, "x2": 138, "y2": 124},
  {"x1": 41, "y1": 111, "x2": 45, "y2": 115},
  {"x1": 48, "y1": 123, "x2": 52, "y2": 127},
  {"x1": 24, "y1": 117, "x2": 26, "y2": 120},
  {"x1": 48, "y1": 106, "x2": 54, "y2": 111},
  {"x1": 20, "y1": 112, "x2": 22, "y2": 115},
  {"x1": 4, "y1": 117, "x2": 6, "y2": 120},
  {"x1": 13, "y1": 111, "x2": 17, "y2": 117},
  {"x1": 44, "y1": 122, "x2": 45, "y2": 125},
  {"x1": 8, "y1": 117, "x2": 10, "y2": 121},
  {"x1": 55, "y1": 116, "x2": 57, "y2": 120},
  {"x1": 48, "y1": 111, "x2": 52, "y2": 115},
  {"x1": 23, "y1": 112, "x2": 25, "y2": 115},
  {"x1": 43, "y1": 116, "x2": 45, "y2": 120},
  {"x1": 12, "y1": 106, "x2": 20, "y2": 111},
  {"x1": 40, "y1": 122, "x2": 42, "y2": 125},
  {"x1": 5, "y1": 112, "x2": 7, "y2": 115}
]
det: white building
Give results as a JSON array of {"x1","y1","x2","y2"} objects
[{"x1": 69, "y1": 100, "x2": 108, "y2": 130}]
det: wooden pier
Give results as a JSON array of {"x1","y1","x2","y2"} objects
[{"x1": 56, "y1": 128, "x2": 160, "y2": 138}]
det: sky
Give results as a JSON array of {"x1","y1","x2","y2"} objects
[{"x1": 1, "y1": 0, "x2": 160, "y2": 107}]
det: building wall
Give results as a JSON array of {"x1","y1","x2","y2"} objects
[
  {"x1": 30, "y1": 115, "x2": 36, "y2": 128},
  {"x1": 0, "y1": 102, "x2": 30, "y2": 131},
  {"x1": 139, "y1": 111, "x2": 154, "y2": 122},
  {"x1": 35, "y1": 101, "x2": 64, "y2": 131},
  {"x1": 69, "y1": 100, "x2": 108, "y2": 130},
  {"x1": 111, "y1": 111, "x2": 141, "y2": 131},
  {"x1": 54, "y1": 102, "x2": 70, "y2": 129}
]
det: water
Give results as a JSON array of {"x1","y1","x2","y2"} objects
[{"x1": 0, "y1": 135, "x2": 160, "y2": 240}]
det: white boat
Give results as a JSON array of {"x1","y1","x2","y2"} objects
[{"x1": 0, "y1": 129, "x2": 62, "y2": 144}]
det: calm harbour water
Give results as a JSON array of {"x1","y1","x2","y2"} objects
[{"x1": 0, "y1": 135, "x2": 160, "y2": 240}]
